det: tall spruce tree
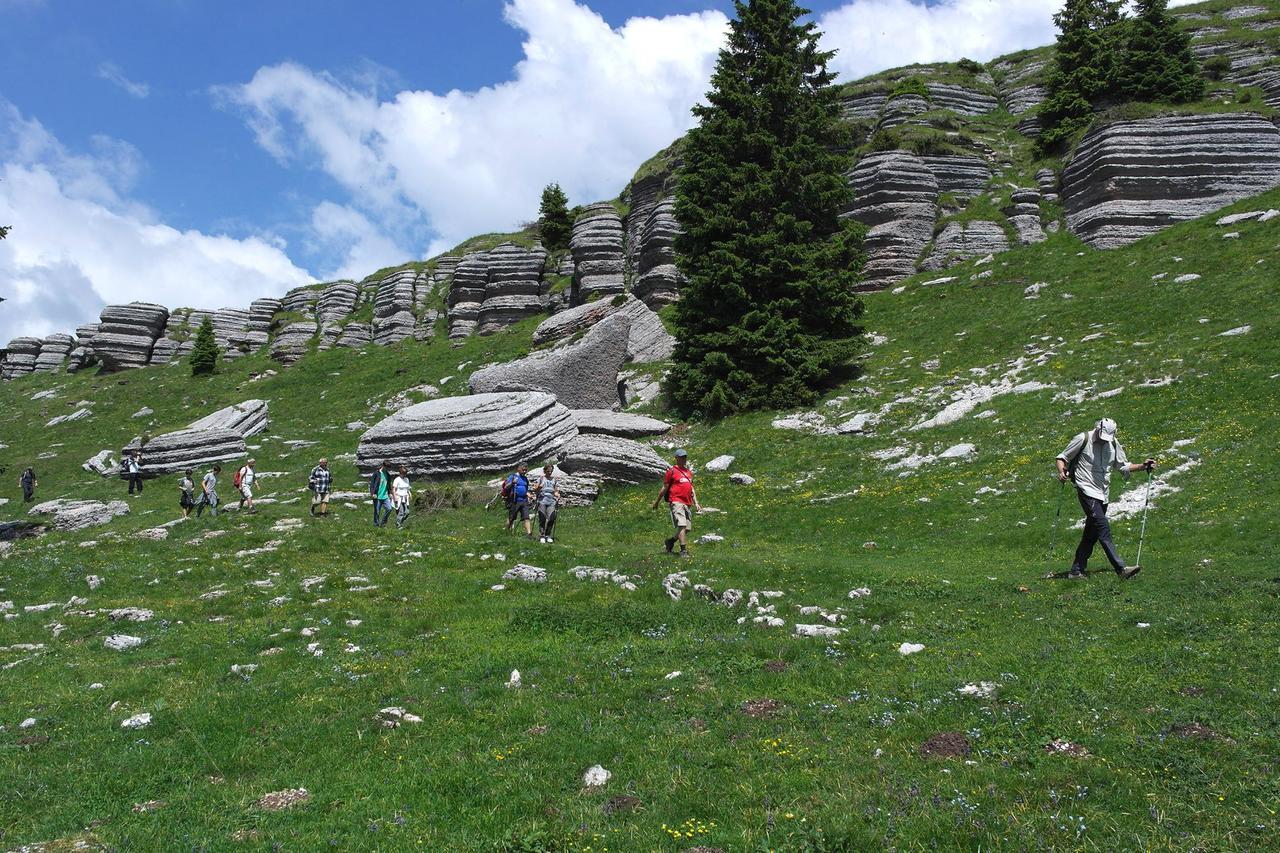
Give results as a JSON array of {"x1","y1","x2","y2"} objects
[
  {"x1": 189, "y1": 315, "x2": 219, "y2": 376},
  {"x1": 669, "y1": 0, "x2": 866, "y2": 419},
  {"x1": 1037, "y1": 0, "x2": 1127, "y2": 154},
  {"x1": 1122, "y1": 0, "x2": 1204, "y2": 104},
  {"x1": 538, "y1": 183, "x2": 572, "y2": 253}
]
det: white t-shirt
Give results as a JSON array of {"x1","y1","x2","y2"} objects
[
  {"x1": 392, "y1": 476, "x2": 411, "y2": 501},
  {"x1": 239, "y1": 467, "x2": 256, "y2": 487}
]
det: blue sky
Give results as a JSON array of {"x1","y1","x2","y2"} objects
[{"x1": 0, "y1": 0, "x2": 1085, "y2": 342}]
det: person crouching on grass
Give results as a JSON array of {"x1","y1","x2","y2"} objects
[{"x1": 653, "y1": 449, "x2": 701, "y2": 559}]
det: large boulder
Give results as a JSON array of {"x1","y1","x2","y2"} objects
[
  {"x1": 33, "y1": 334, "x2": 75, "y2": 373},
  {"x1": 93, "y1": 303, "x2": 170, "y2": 372},
  {"x1": 532, "y1": 295, "x2": 674, "y2": 363},
  {"x1": 922, "y1": 221, "x2": 1010, "y2": 271},
  {"x1": 470, "y1": 313, "x2": 631, "y2": 409},
  {"x1": 634, "y1": 198, "x2": 684, "y2": 308},
  {"x1": 122, "y1": 427, "x2": 246, "y2": 476},
  {"x1": 571, "y1": 203, "x2": 626, "y2": 304},
  {"x1": 844, "y1": 151, "x2": 939, "y2": 290},
  {"x1": 557, "y1": 434, "x2": 668, "y2": 485},
  {"x1": 373, "y1": 270, "x2": 424, "y2": 346},
  {"x1": 187, "y1": 400, "x2": 269, "y2": 438},
  {"x1": 476, "y1": 243, "x2": 548, "y2": 336},
  {"x1": 1, "y1": 337, "x2": 42, "y2": 379},
  {"x1": 447, "y1": 252, "x2": 490, "y2": 342},
  {"x1": 1063, "y1": 113, "x2": 1280, "y2": 248},
  {"x1": 355, "y1": 392, "x2": 578, "y2": 477},
  {"x1": 570, "y1": 410, "x2": 672, "y2": 438},
  {"x1": 28, "y1": 499, "x2": 130, "y2": 531},
  {"x1": 271, "y1": 321, "x2": 316, "y2": 366}
]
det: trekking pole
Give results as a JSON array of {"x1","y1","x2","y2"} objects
[
  {"x1": 1047, "y1": 478, "x2": 1066, "y2": 567},
  {"x1": 1134, "y1": 467, "x2": 1154, "y2": 569}
]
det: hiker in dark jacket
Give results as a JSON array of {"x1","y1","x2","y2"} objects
[
  {"x1": 370, "y1": 461, "x2": 394, "y2": 527},
  {"x1": 125, "y1": 452, "x2": 144, "y2": 496},
  {"x1": 178, "y1": 469, "x2": 196, "y2": 519},
  {"x1": 1056, "y1": 417, "x2": 1155, "y2": 580},
  {"x1": 309, "y1": 458, "x2": 332, "y2": 517},
  {"x1": 499, "y1": 463, "x2": 533, "y2": 538},
  {"x1": 19, "y1": 467, "x2": 37, "y2": 503},
  {"x1": 197, "y1": 465, "x2": 221, "y2": 518}
]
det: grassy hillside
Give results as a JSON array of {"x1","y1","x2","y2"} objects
[{"x1": 2, "y1": 189, "x2": 1279, "y2": 850}]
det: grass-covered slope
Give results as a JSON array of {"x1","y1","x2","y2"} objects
[{"x1": 2, "y1": 192, "x2": 1279, "y2": 850}]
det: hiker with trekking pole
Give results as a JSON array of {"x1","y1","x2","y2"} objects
[{"x1": 1052, "y1": 417, "x2": 1155, "y2": 580}]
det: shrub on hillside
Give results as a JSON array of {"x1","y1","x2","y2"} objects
[{"x1": 189, "y1": 316, "x2": 219, "y2": 377}]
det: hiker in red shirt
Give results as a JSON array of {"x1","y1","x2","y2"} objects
[{"x1": 652, "y1": 449, "x2": 701, "y2": 559}]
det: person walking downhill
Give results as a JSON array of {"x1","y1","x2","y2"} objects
[
  {"x1": 370, "y1": 461, "x2": 394, "y2": 527},
  {"x1": 308, "y1": 458, "x2": 332, "y2": 517},
  {"x1": 125, "y1": 452, "x2": 144, "y2": 496},
  {"x1": 500, "y1": 463, "x2": 533, "y2": 539},
  {"x1": 197, "y1": 464, "x2": 221, "y2": 518},
  {"x1": 534, "y1": 463, "x2": 561, "y2": 544},
  {"x1": 392, "y1": 465, "x2": 413, "y2": 529},
  {"x1": 1056, "y1": 417, "x2": 1155, "y2": 580},
  {"x1": 235, "y1": 459, "x2": 257, "y2": 512},
  {"x1": 653, "y1": 449, "x2": 701, "y2": 559},
  {"x1": 178, "y1": 469, "x2": 196, "y2": 519},
  {"x1": 19, "y1": 467, "x2": 37, "y2": 503}
]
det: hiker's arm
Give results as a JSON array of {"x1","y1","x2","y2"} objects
[
  {"x1": 1125, "y1": 458, "x2": 1156, "y2": 473},
  {"x1": 1055, "y1": 434, "x2": 1084, "y2": 482},
  {"x1": 691, "y1": 486, "x2": 702, "y2": 512},
  {"x1": 652, "y1": 483, "x2": 668, "y2": 509}
]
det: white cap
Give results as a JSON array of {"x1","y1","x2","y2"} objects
[{"x1": 1097, "y1": 417, "x2": 1118, "y2": 442}]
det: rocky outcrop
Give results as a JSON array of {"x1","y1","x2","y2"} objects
[
  {"x1": 281, "y1": 286, "x2": 319, "y2": 317},
  {"x1": 926, "y1": 83, "x2": 998, "y2": 116},
  {"x1": 336, "y1": 323, "x2": 373, "y2": 349},
  {"x1": 477, "y1": 243, "x2": 548, "y2": 336},
  {"x1": 1007, "y1": 188, "x2": 1046, "y2": 245},
  {"x1": 841, "y1": 89, "x2": 888, "y2": 121},
  {"x1": 571, "y1": 204, "x2": 626, "y2": 304},
  {"x1": 447, "y1": 252, "x2": 489, "y2": 342},
  {"x1": 33, "y1": 334, "x2": 75, "y2": 373},
  {"x1": 557, "y1": 434, "x2": 668, "y2": 484},
  {"x1": 355, "y1": 392, "x2": 578, "y2": 476},
  {"x1": 845, "y1": 151, "x2": 940, "y2": 289},
  {"x1": 922, "y1": 221, "x2": 1010, "y2": 270},
  {"x1": 922, "y1": 156, "x2": 992, "y2": 200},
  {"x1": 93, "y1": 303, "x2": 169, "y2": 372},
  {"x1": 28, "y1": 499, "x2": 130, "y2": 531},
  {"x1": 1036, "y1": 168, "x2": 1060, "y2": 203},
  {"x1": 373, "y1": 270, "x2": 421, "y2": 346},
  {"x1": 212, "y1": 308, "x2": 252, "y2": 360},
  {"x1": 878, "y1": 94, "x2": 929, "y2": 129},
  {"x1": 270, "y1": 321, "x2": 316, "y2": 366},
  {"x1": 1063, "y1": 113, "x2": 1280, "y2": 249},
  {"x1": 317, "y1": 282, "x2": 359, "y2": 328},
  {"x1": 187, "y1": 400, "x2": 269, "y2": 438},
  {"x1": 993, "y1": 54, "x2": 1049, "y2": 127},
  {"x1": 635, "y1": 198, "x2": 684, "y2": 308},
  {"x1": 470, "y1": 313, "x2": 631, "y2": 410},
  {"x1": 122, "y1": 427, "x2": 246, "y2": 475},
  {"x1": 570, "y1": 410, "x2": 672, "y2": 438},
  {"x1": 625, "y1": 173, "x2": 668, "y2": 280},
  {"x1": 1, "y1": 337, "x2": 42, "y2": 379},
  {"x1": 532, "y1": 295, "x2": 674, "y2": 363}
]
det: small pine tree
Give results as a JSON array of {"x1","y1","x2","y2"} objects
[
  {"x1": 538, "y1": 183, "x2": 572, "y2": 253},
  {"x1": 1037, "y1": 0, "x2": 1127, "y2": 154},
  {"x1": 189, "y1": 316, "x2": 219, "y2": 376},
  {"x1": 669, "y1": 0, "x2": 866, "y2": 419},
  {"x1": 1122, "y1": 0, "x2": 1204, "y2": 104}
]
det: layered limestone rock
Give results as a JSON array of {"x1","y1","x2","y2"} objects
[
  {"x1": 317, "y1": 282, "x2": 359, "y2": 327},
  {"x1": 66, "y1": 324, "x2": 100, "y2": 373},
  {"x1": 238, "y1": 298, "x2": 280, "y2": 354},
  {"x1": 557, "y1": 434, "x2": 668, "y2": 485},
  {"x1": 845, "y1": 151, "x2": 940, "y2": 289},
  {"x1": 336, "y1": 323, "x2": 373, "y2": 349},
  {"x1": 635, "y1": 198, "x2": 684, "y2": 308},
  {"x1": 447, "y1": 252, "x2": 489, "y2": 342},
  {"x1": 922, "y1": 156, "x2": 992, "y2": 200},
  {"x1": 1036, "y1": 168, "x2": 1060, "y2": 203},
  {"x1": 28, "y1": 499, "x2": 130, "y2": 531},
  {"x1": 270, "y1": 321, "x2": 316, "y2": 366},
  {"x1": 373, "y1": 270, "x2": 421, "y2": 346},
  {"x1": 841, "y1": 89, "x2": 888, "y2": 120},
  {"x1": 470, "y1": 313, "x2": 631, "y2": 409},
  {"x1": 531, "y1": 295, "x2": 674, "y2": 363},
  {"x1": 569, "y1": 410, "x2": 672, "y2": 438},
  {"x1": 625, "y1": 173, "x2": 668, "y2": 280},
  {"x1": 355, "y1": 392, "x2": 578, "y2": 477},
  {"x1": 571, "y1": 204, "x2": 626, "y2": 304},
  {"x1": 1063, "y1": 113, "x2": 1280, "y2": 249},
  {"x1": 877, "y1": 94, "x2": 929, "y2": 129},
  {"x1": 1007, "y1": 188, "x2": 1047, "y2": 245},
  {"x1": 993, "y1": 54, "x2": 1049, "y2": 131},
  {"x1": 476, "y1": 243, "x2": 548, "y2": 336},
  {"x1": 281, "y1": 286, "x2": 319, "y2": 317},
  {"x1": 922, "y1": 221, "x2": 1010, "y2": 271},
  {"x1": 33, "y1": 334, "x2": 75, "y2": 373},
  {"x1": 122, "y1": 427, "x2": 246, "y2": 475},
  {"x1": 93, "y1": 303, "x2": 170, "y2": 372},
  {"x1": 1, "y1": 337, "x2": 42, "y2": 379},
  {"x1": 212, "y1": 308, "x2": 252, "y2": 361},
  {"x1": 926, "y1": 83, "x2": 998, "y2": 116},
  {"x1": 187, "y1": 400, "x2": 269, "y2": 438}
]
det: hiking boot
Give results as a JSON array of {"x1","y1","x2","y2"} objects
[
  {"x1": 664, "y1": 537, "x2": 676, "y2": 553},
  {"x1": 1118, "y1": 565, "x2": 1142, "y2": 580},
  {"x1": 679, "y1": 549, "x2": 690, "y2": 560},
  {"x1": 1067, "y1": 568, "x2": 1086, "y2": 580}
]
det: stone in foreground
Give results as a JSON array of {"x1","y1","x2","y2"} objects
[{"x1": 29, "y1": 499, "x2": 130, "y2": 531}]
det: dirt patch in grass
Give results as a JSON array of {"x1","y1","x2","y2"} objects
[
  {"x1": 602, "y1": 795, "x2": 642, "y2": 816},
  {"x1": 18, "y1": 734, "x2": 50, "y2": 748},
  {"x1": 919, "y1": 731, "x2": 971, "y2": 759},
  {"x1": 741, "y1": 698, "x2": 784, "y2": 719},
  {"x1": 1179, "y1": 686, "x2": 1207, "y2": 696},
  {"x1": 132, "y1": 800, "x2": 166, "y2": 813},
  {"x1": 1170, "y1": 723, "x2": 1219, "y2": 740},
  {"x1": 525, "y1": 725, "x2": 548, "y2": 736},
  {"x1": 762, "y1": 660, "x2": 789, "y2": 673},
  {"x1": 1044, "y1": 738, "x2": 1090, "y2": 757},
  {"x1": 254, "y1": 788, "x2": 311, "y2": 811}
]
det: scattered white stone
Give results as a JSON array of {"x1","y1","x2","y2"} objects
[
  {"x1": 85, "y1": 575, "x2": 103, "y2": 590},
  {"x1": 1216, "y1": 210, "x2": 1275, "y2": 226},
  {"x1": 20, "y1": 717, "x2": 37, "y2": 729},
  {"x1": 490, "y1": 584, "x2": 506, "y2": 592},
  {"x1": 729, "y1": 472, "x2": 756, "y2": 487},
  {"x1": 837, "y1": 412, "x2": 879, "y2": 434},
  {"x1": 794, "y1": 623, "x2": 844, "y2": 639},
  {"x1": 898, "y1": 642, "x2": 925, "y2": 656},
  {"x1": 664, "y1": 671, "x2": 682, "y2": 680},
  {"x1": 306, "y1": 642, "x2": 323, "y2": 657},
  {"x1": 1219, "y1": 325, "x2": 1251, "y2": 337},
  {"x1": 1024, "y1": 282, "x2": 1046, "y2": 299},
  {"x1": 88, "y1": 682, "x2": 104, "y2": 690},
  {"x1": 1137, "y1": 622, "x2": 1151, "y2": 629},
  {"x1": 503, "y1": 564, "x2": 547, "y2": 584},
  {"x1": 376, "y1": 707, "x2": 423, "y2": 728},
  {"x1": 109, "y1": 607, "x2": 153, "y2": 622},
  {"x1": 1222, "y1": 232, "x2": 1240, "y2": 240},
  {"x1": 939, "y1": 443, "x2": 976, "y2": 460},
  {"x1": 957, "y1": 682, "x2": 998, "y2": 699},
  {"x1": 697, "y1": 533, "x2": 724, "y2": 544},
  {"x1": 120, "y1": 712, "x2": 152, "y2": 730},
  {"x1": 847, "y1": 587, "x2": 871, "y2": 599},
  {"x1": 505, "y1": 669, "x2": 522, "y2": 689},
  {"x1": 300, "y1": 575, "x2": 327, "y2": 592},
  {"x1": 132, "y1": 407, "x2": 153, "y2": 419},
  {"x1": 231, "y1": 664, "x2": 259, "y2": 676},
  {"x1": 1172, "y1": 273, "x2": 1201, "y2": 284},
  {"x1": 704, "y1": 455, "x2": 735, "y2": 472},
  {"x1": 104, "y1": 635, "x2": 143, "y2": 651},
  {"x1": 582, "y1": 765, "x2": 611, "y2": 788},
  {"x1": 346, "y1": 619, "x2": 362, "y2": 627}
]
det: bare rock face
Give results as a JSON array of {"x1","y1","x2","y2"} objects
[
  {"x1": 28, "y1": 499, "x2": 130, "y2": 531},
  {"x1": 569, "y1": 410, "x2": 672, "y2": 438},
  {"x1": 271, "y1": 321, "x2": 316, "y2": 366},
  {"x1": 624, "y1": 173, "x2": 668, "y2": 281},
  {"x1": 477, "y1": 243, "x2": 548, "y2": 336},
  {"x1": 122, "y1": 427, "x2": 246, "y2": 475},
  {"x1": 33, "y1": 334, "x2": 75, "y2": 373},
  {"x1": 922, "y1": 221, "x2": 1010, "y2": 271},
  {"x1": 841, "y1": 89, "x2": 887, "y2": 120},
  {"x1": 317, "y1": 282, "x2": 359, "y2": 328},
  {"x1": 1, "y1": 337, "x2": 43, "y2": 379},
  {"x1": 532, "y1": 295, "x2": 674, "y2": 363},
  {"x1": 1036, "y1": 168, "x2": 1060, "y2": 203},
  {"x1": 557, "y1": 433, "x2": 668, "y2": 484},
  {"x1": 1007, "y1": 187, "x2": 1046, "y2": 245},
  {"x1": 94, "y1": 303, "x2": 170, "y2": 372},
  {"x1": 1063, "y1": 113, "x2": 1280, "y2": 249},
  {"x1": 356, "y1": 392, "x2": 578, "y2": 477},
  {"x1": 281, "y1": 286, "x2": 319, "y2": 317},
  {"x1": 187, "y1": 400, "x2": 269, "y2": 438},
  {"x1": 925, "y1": 83, "x2": 998, "y2": 116},
  {"x1": 470, "y1": 313, "x2": 631, "y2": 409},
  {"x1": 571, "y1": 204, "x2": 626, "y2": 304},
  {"x1": 335, "y1": 323, "x2": 373, "y2": 349},
  {"x1": 846, "y1": 151, "x2": 940, "y2": 290},
  {"x1": 922, "y1": 156, "x2": 992, "y2": 200},
  {"x1": 878, "y1": 94, "x2": 929, "y2": 129},
  {"x1": 993, "y1": 54, "x2": 1049, "y2": 132},
  {"x1": 635, "y1": 198, "x2": 684, "y2": 308},
  {"x1": 66, "y1": 346, "x2": 96, "y2": 374},
  {"x1": 373, "y1": 270, "x2": 423, "y2": 346},
  {"x1": 447, "y1": 252, "x2": 490, "y2": 342}
]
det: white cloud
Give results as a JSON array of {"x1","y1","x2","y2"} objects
[
  {"x1": 0, "y1": 101, "x2": 313, "y2": 344},
  {"x1": 308, "y1": 201, "x2": 410, "y2": 281},
  {"x1": 97, "y1": 62, "x2": 151, "y2": 99}
]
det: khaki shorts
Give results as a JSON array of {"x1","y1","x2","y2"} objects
[{"x1": 670, "y1": 503, "x2": 693, "y2": 530}]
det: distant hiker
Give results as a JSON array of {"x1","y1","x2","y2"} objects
[
  {"x1": 19, "y1": 467, "x2": 37, "y2": 503},
  {"x1": 392, "y1": 465, "x2": 413, "y2": 529},
  {"x1": 125, "y1": 452, "x2": 144, "y2": 496},
  {"x1": 235, "y1": 459, "x2": 257, "y2": 512},
  {"x1": 178, "y1": 469, "x2": 196, "y2": 519},
  {"x1": 1056, "y1": 417, "x2": 1155, "y2": 580},
  {"x1": 197, "y1": 464, "x2": 221, "y2": 518},
  {"x1": 534, "y1": 463, "x2": 561, "y2": 544},
  {"x1": 308, "y1": 458, "x2": 332, "y2": 517},
  {"x1": 500, "y1": 463, "x2": 533, "y2": 538},
  {"x1": 653, "y1": 449, "x2": 701, "y2": 558},
  {"x1": 370, "y1": 461, "x2": 393, "y2": 527}
]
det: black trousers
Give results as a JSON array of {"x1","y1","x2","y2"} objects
[
  {"x1": 1073, "y1": 491, "x2": 1126, "y2": 572},
  {"x1": 128, "y1": 473, "x2": 143, "y2": 494},
  {"x1": 538, "y1": 505, "x2": 557, "y2": 538}
]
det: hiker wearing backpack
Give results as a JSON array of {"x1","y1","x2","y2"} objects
[
  {"x1": 370, "y1": 461, "x2": 394, "y2": 527},
  {"x1": 19, "y1": 467, "x2": 37, "y2": 503},
  {"x1": 197, "y1": 465, "x2": 221, "y2": 518},
  {"x1": 500, "y1": 463, "x2": 533, "y2": 538},
  {"x1": 534, "y1": 463, "x2": 561, "y2": 544},
  {"x1": 308, "y1": 458, "x2": 332, "y2": 517},
  {"x1": 178, "y1": 469, "x2": 196, "y2": 519},
  {"x1": 235, "y1": 459, "x2": 257, "y2": 512},
  {"x1": 1056, "y1": 418, "x2": 1155, "y2": 580},
  {"x1": 653, "y1": 449, "x2": 701, "y2": 559}
]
